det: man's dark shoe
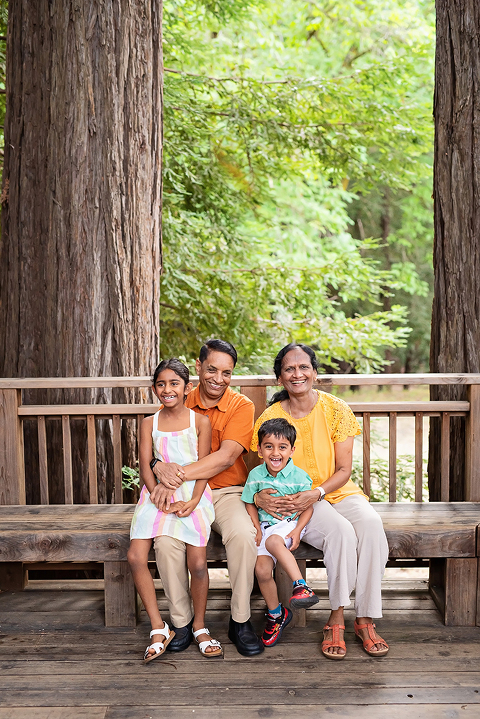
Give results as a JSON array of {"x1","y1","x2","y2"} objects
[
  {"x1": 228, "y1": 617, "x2": 264, "y2": 656},
  {"x1": 166, "y1": 618, "x2": 193, "y2": 652}
]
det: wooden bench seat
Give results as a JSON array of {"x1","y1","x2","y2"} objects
[{"x1": 1, "y1": 502, "x2": 479, "y2": 627}]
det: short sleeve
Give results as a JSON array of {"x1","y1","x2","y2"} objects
[
  {"x1": 223, "y1": 396, "x2": 255, "y2": 451},
  {"x1": 241, "y1": 475, "x2": 259, "y2": 504},
  {"x1": 325, "y1": 395, "x2": 361, "y2": 443}
]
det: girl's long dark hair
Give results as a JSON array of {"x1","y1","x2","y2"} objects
[
  {"x1": 269, "y1": 343, "x2": 319, "y2": 406},
  {"x1": 153, "y1": 358, "x2": 189, "y2": 387}
]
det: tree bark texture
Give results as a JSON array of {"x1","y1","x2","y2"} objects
[
  {"x1": 0, "y1": 2, "x2": 163, "y2": 503},
  {"x1": 430, "y1": 1, "x2": 480, "y2": 500}
]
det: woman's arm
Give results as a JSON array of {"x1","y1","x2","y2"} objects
[{"x1": 256, "y1": 436, "x2": 355, "y2": 516}]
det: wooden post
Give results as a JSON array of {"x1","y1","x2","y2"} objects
[
  {"x1": 430, "y1": 557, "x2": 477, "y2": 626},
  {"x1": 465, "y1": 384, "x2": 480, "y2": 501},
  {"x1": 275, "y1": 560, "x2": 307, "y2": 628},
  {"x1": 0, "y1": 389, "x2": 25, "y2": 505},
  {"x1": 0, "y1": 562, "x2": 27, "y2": 591},
  {"x1": 242, "y1": 386, "x2": 267, "y2": 474},
  {"x1": 104, "y1": 561, "x2": 138, "y2": 627}
]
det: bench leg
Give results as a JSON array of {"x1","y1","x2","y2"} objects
[
  {"x1": 0, "y1": 562, "x2": 27, "y2": 591},
  {"x1": 104, "y1": 561, "x2": 138, "y2": 627},
  {"x1": 275, "y1": 559, "x2": 307, "y2": 628},
  {"x1": 429, "y1": 558, "x2": 477, "y2": 626}
]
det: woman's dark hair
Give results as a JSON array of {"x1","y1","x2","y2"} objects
[
  {"x1": 269, "y1": 343, "x2": 318, "y2": 406},
  {"x1": 199, "y1": 338, "x2": 237, "y2": 367},
  {"x1": 153, "y1": 358, "x2": 190, "y2": 388},
  {"x1": 258, "y1": 417, "x2": 296, "y2": 448}
]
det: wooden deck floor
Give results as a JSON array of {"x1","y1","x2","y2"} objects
[{"x1": 1, "y1": 576, "x2": 480, "y2": 718}]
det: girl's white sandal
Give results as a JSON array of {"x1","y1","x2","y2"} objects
[
  {"x1": 144, "y1": 623, "x2": 175, "y2": 663},
  {"x1": 193, "y1": 627, "x2": 223, "y2": 658}
]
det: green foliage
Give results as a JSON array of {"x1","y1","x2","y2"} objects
[
  {"x1": 160, "y1": 0, "x2": 435, "y2": 372},
  {"x1": 351, "y1": 455, "x2": 428, "y2": 502},
  {"x1": 122, "y1": 465, "x2": 140, "y2": 491}
]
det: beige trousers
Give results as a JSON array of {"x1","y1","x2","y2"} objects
[
  {"x1": 302, "y1": 494, "x2": 389, "y2": 618},
  {"x1": 154, "y1": 486, "x2": 257, "y2": 626}
]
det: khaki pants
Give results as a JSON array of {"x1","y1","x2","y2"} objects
[
  {"x1": 302, "y1": 494, "x2": 389, "y2": 618},
  {"x1": 154, "y1": 486, "x2": 257, "y2": 626}
]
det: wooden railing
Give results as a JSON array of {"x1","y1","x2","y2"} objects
[{"x1": 1, "y1": 374, "x2": 480, "y2": 506}]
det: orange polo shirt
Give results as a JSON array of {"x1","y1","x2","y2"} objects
[{"x1": 186, "y1": 386, "x2": 255, "y2": 490}]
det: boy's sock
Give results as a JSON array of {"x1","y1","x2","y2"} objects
[
  {"x1": 267, "y1": 603, "x2": 282, "y2": 619},
  {"x1": 293, "y1": 578, "x2": 307, "y2": 589}
]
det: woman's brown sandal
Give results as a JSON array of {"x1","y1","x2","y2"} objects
[
  {"x1": 321, "y1": 623, "x2": 346, "y2": 660},
  {"x1": 354, "y1": 620, "x2": 389, "y2": 657}
]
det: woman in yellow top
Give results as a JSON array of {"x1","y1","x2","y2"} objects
[{"x1": 252, "y1": 343, "x2": 389, "y2": 659}]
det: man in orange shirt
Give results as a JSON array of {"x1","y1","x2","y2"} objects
[{"x1": 150, "y1": 339, "x2": 263, "y2": 656}]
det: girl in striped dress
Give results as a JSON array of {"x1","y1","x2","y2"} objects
[{"x1": 127, "y1": 358, "x2": 221, "y2": 662}]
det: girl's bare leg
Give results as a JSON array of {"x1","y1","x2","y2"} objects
[
  {"x1": 187, "y1": 545, "x2": 217, "y2": 653},
  {"x1": 128, "y1": 539, "x2": 165, "y2": 656}
]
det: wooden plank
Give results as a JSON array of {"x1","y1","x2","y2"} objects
[
  {"x1": 466, "y1": 384, "x2": 480, "y2": 501},
  {"x1": 104, "y1": 561, "x2": 137, "y2": 627},
  {"x1": 136, "y1": 414, "x2": 144, "y2": 473},
  {"x1": 16, "y1": 400, "x2": 471, "y2": 416},
  {"x1": 62, "y1": 416, "x2": 73, "y2": 504},
  {"x1": 389, "y1": 412, "x2": 397, "y2": 502},
  {"x1": 477, "y1": 556, "x2": 480, "y2": 628},
  {"x1": 0, "y1": 710, "x2": 108, "y2": 719},
  {"x1": 3, "y1": 371, "x2": 480, "y2": 389},
  {"x1": 37, "y1": 416, "x2": 49, "y2": 505},
  {"x1": 0, "y1": 562, "x2": 27, "y2": 590},
  {"x1": 443, "y1": 558, "x2": 478, "y2": 626},
  {"x1": 441, "y1": 412, "x2": 450, "y2": 502},
  {"x1": 414, "y1": 412, "x2": 423, "y2": 502},
  {"x1": 362, "y1": 413, "x2": 370, "y2": 498},
  {"x1": 240, "y1": 386, "x2": 267, "y2": 422},
  {"x1": 112, "y1": 415, "x2": 122, "y2": 504},
  {"x1": 0, "y1": 389, "x2": 25, "y2": 505},
  {"x1": 87, "y1": 415, "x2": 98, "y2": 504},
  {"x1": 104, "y1": 707, "x2": 480, "y2": 719}
]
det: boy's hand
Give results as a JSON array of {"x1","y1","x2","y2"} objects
[
  {"x1": 176, "y1": 499, "x2": 198, "y2": 518},
  {"x1": 286, "y1": 529, "x2": 301, "y2": 552},
  {"x1": 255, "y1": 528, "x2": 262, "y2": 547}
]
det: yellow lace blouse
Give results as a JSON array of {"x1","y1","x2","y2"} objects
[{"x1": 250, "y1": 390, "x2": 366, "y2": 504}]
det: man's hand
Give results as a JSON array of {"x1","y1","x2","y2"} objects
[
  {"x1": 152, "y1": 462, "x2": 186, "y2": 490},
  {"x1": 149, "y1": 483, "x2": 173, "y2": 512}
]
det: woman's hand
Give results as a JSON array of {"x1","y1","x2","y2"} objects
[
  {"x1": 152, "y1": 462, "x2": 186, "y2": 490},
  {"x1": 256, "y1": 488, "x2": 318, "y2": 518},
  {"x1": 279, "y1": 490, "x2": 319, "y2": 514},
  {"x1": 255, "y1": 488, "x2": 287, "y2": 520}
]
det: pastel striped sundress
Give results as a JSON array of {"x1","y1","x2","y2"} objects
[{"x1": 130, "y1": 409, "x2": 214, "y2": 546}]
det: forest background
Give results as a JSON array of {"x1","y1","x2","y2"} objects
[{"x1": 0, "y1": 0, "x2": 435, "y2": 376}]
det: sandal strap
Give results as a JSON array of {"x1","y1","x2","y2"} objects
[
  {"x1": 322, "y1": 624, "x2": 346, "y2": 650},
  {"x1": 354, "y1": 620, "x2": 388, "y2": 651},
  {"x1": 144, "y1": 640, "x2": 165, "y2": 659},
  {"x1": 197, "y1": 638, "x2": 222, "y2": 652},
  {"x1": 193, "y1": 627, "x2": 210, "y2": 640},
  {"x1": 150, "y1": 623, "x2": 170, "y2": 640}
]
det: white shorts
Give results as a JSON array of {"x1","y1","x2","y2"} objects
[{"x1": 257, "y1": 517, "x2": 307, "y2": 564}]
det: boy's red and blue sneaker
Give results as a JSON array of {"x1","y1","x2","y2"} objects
[
  {"x1": 262, "y1": 606, "x2": 292, "y2": 647},
  {"x1": 290, "y1": 581, "x2": 320, "y2": 609}
]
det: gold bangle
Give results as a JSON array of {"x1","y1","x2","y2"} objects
[{"x1": 253, "y1": 492, "x2": 259, "y2": 507}]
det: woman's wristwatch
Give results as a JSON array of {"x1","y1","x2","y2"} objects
[{"x1": 316, "y1": 486, "x2": 326, "y2": 501}]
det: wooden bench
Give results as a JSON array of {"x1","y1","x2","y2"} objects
[{"x1": 1, "y1": 502, "x2": 479, "y2": 627}]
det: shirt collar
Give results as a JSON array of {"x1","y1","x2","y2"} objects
[
  {"x1": 260, "y1": 457, "x2": 294, "y2": 480},
  {"x1": 189, "y1": 384, "x2": 231, "y2": 413}
]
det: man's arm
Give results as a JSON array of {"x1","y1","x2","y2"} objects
[{"x1": 182, "y1": 439, "x2": 244, "y2": 481}]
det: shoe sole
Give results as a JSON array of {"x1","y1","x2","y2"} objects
[
  {"x1": 262, "y1": 610, "x2": 293, "y2": 647},
  {"x1": 290, "y1": 595, "x2": 320, "y2": 609}
]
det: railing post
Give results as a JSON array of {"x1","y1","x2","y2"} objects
[
  {"x1": 0, "y1": 389, "x2": 25, "y2": 505},
  {"x1": 465, "y1": 384, "x2": 480, "y2": 501}
]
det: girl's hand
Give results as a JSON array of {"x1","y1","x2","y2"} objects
[
  {"x1": 255, "y1": 528, "x2": 262, "y2": 547},
  {"x1": 286, "y1": 529, "x2": 302, "y2": 552},
  {"x1": 176, "y1": 499, "x2": 198, "y2": 518},
  {"x1": 166, "y1": 500, "x2": 185, "y2": 514}
]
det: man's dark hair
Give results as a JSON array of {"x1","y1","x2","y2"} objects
[
  {"x1": 199, "y1": 339, "x2": 238, "y2": 367},
  {"x1": 258, "y1": 418, "x2": 296, "y2": 448}
]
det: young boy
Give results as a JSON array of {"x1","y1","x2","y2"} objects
[{"x1": 241, "y1": 417, "x2": 319, "y2": 647}]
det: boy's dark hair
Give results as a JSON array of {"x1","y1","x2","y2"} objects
[
  {"x1": 153, "y1": 358, "x2": 190, "y2": 387},
  {"x1": 270, "y1": 343, "x2": 319, "y2": 406},
  {"x1": 258, "y1": 418, "x2": 296, "y2": 448},
  {"x1": 199, "y1": 338, "x2": 238, "y2": 367}
]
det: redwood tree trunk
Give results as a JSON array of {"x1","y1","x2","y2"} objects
[
  {"x1": 0, "y1": 2, "x2": 163, "y2": 502},
  {"x1": 429, "y1": 1, "x2": 480, "y2": 500}
]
